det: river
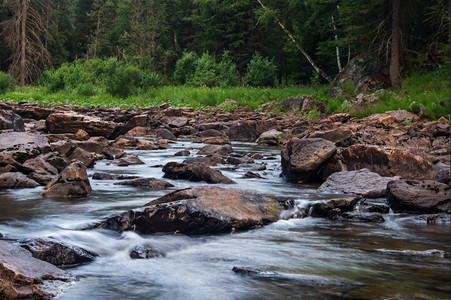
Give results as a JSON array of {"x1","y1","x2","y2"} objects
[{"x1": 0, "y1": 140, "x2": 449, "y2": 299}]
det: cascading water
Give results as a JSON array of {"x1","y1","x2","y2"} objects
[{"x1": 0, "y1": 140, "x2": 449, "y2": 299}]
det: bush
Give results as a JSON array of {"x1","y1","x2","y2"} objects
[
  {"x1": 105, "y1": 63, "x2": 143, "y2": 98},
  {"x1": 0, "y1": 72, "x2": 15, "y2": 94},
  {"x1": 245, "y1": 53, "x2": 277, "y2": 87},
  {"x1": 74, "y1": 82, "x2": 97, "y2": 96},
  {"x1": 218, "y1": 51, "x2": 241, "y2": 87},
  {"x1": 188, "y1": 52, "x2": 218, "y2": 87},
  {"x1": 141, "y1": 71, "x2": 164, "y2": 89},
  {"x1": 174, "y1": 52, "x2": 197, "y2": 85}
]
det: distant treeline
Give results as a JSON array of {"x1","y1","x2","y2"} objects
[{"x1": 0, "y1": 0, "x2": 449, "y2": 87}]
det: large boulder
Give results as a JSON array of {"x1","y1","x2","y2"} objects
[
  {"x1": 257, "y1": 129, "x2": 287, "y2": 146},
  {"x1": 46, "y1": 111, "x2": 120, "y2": 139},
  {"x1": 41, "y1": 160, "x2": 92, "y2": 198},
  {"x1": 195, "y1": 129, "x2": 230, "y2": 145},
  {"x1": 318, "y1": 169, "x2": 398, "y2": 198},
  {"x1": 92, "y1": 186, "x2": 281, "y2": 235},
  {"x1": 0, "y1": 172, "x2": 39, "y2": 189},
  {"x1": 16, "y1": 238, "x2": 97, "y2": 267},
  {"x1": 162, "y1": 162, "x2": 235, "y2": 184},
  {"x1": 0, "y1": 132, "x2": 50, "y2": 163},
  {"x1": 307, "y1": 127, "x2": 353, "y2": 147},
  {"x1": 227, "y1": 120, "x2": 266, "y2": 142},
  {"x1": 328, "y1": 145, "x2": 434, "y2": 180},
  {"x1": 0, "y1": 109, "x2": 25, "y2": 131},
  {"x1": 0, "y1": 240, "x2": 69, "y2": 299},
  {"x1": 386, "y1": 180, "x2": 450, "y2": 214},
  {"x1": 281, "y1": 138, "x2": 337, "y2": 183}
]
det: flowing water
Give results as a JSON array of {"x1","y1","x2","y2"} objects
[{"x1": 0, "y1": 140, "x2": 449, "y2": 299}]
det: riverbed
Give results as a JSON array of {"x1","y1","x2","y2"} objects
[{"x1": 0, "y1": 140, "x2": 449, "y2": 299}]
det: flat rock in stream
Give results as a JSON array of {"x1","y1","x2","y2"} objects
[
  {"x1": 318, "y1": 168, "x2": 398, "y2": 198},
  {"x1": 92, "y1": 186, "x2": 281, "y2": 235},
  {"x1": 16, "y1": 238, "x2": 97, "y2": 267},
  {"x1": 0, "y1": 240, "x2": 70, "y2": 299},
  {"x1": 162, "y1": 161, "x2": 235, "y2": 184},
  {"x1": 114, "y1": 177, "x2": 174, "y2": 190},
  {"x1": 0, "y1": 132, "x2": 50, "y2": 163},
  {"x1": 386, "y1": 180, "x2": 450, "y2": 214}
]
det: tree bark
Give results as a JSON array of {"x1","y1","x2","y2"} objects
[
  {"x1": 19, "y1": 0, "x2": 28, "y2": 87},
  {"x1": 255, "y1": 0, "x2": 332, "y2": 83},
  {"x1": 331, "y1": 14, "x2": 342, "y2": 72},
  {"x1": 390, "y1": 0, "x2": 401, "y2": 88}
]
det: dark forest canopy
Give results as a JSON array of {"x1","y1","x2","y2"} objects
[{"x1": 0, "y1": 0, "x2": 449, "y2": 86}]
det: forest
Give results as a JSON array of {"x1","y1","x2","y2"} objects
[{"x1": 0, "y1": 0, "x2": 449, "y2": 117}]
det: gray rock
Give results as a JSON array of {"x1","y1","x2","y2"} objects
[
  {"x1": 319, "y1": 168, "x2": 398, "y2": 198},
  {"x1": 0, "y1": 240, "x2": 69, "y2": 299},
  {"x1": 0, "y1": 172, "x2": 39, "y2": 189},
  {"x1": 17, "y1": 238, "x2": 97, "y2": 267},
  {"x1": 197, "y1": 144, "x2": 233, "y2": 156},
  {"x1": 309, "y1": 197, "x2": 359, "y2": 218},
  {"x1": 387, "y1": 180, "x2": 450, "y2": 214},
  {"x1": 0, "y1": 109, "x2": 25, "y2": 131},
  {"x1": 157, "y1": 128, "x2": 177, "y2": 141},
  {"x1": 0, "y1": 132, "x2": 50, "y2": 163}
]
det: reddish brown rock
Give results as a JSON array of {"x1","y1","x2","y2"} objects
[
  {"x1": 162, "y1": 161, "x2": 235, "y2": 184},
  {"x1": 92, "y1": 186, "x2": 281, "y2": 235},
  {"x1": 257, "y1": 129, "x2": 287, "y2": 146},
  {"x1": 281, "y1": 138, "x2": 337, "y2": 183},
  {"x1": 0, "y1": 132, "x2": 50, "y2": 163},
  {"x1": 109, "y1": 154, "x2": 145, "y2": 166},
  {"x1": 42, "y1": 161, "x2": 92, "y2": 198},
  {"x1": 114, "y1": 177, "x2": 174, "y2": 190},
  {"x1": 46, "y1": 111, "x2": 120, "y2": 139},
  {"x1": 0, "y1": 172, "x2": 39, "y2": 189},
  {"x1": 197, "y1": 144, "x2": 233, "y2": 156}
]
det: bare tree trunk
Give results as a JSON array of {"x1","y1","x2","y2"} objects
[
  {"x1": 390, "y1": 0, "x2": 401, "y2": 88},
  {"x1": 19, "y1": 0, "x2": 27, "y2": 86},
  {"x1": 331, "y1": 14, "x2": 342, "y2": 72},
  {"x1": 255, "y1": 0, "x2": 332, "y2": 83}
]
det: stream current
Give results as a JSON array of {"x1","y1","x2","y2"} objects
[{"x1": 0, "y1": 140, "x2": 449, "y2": 299}]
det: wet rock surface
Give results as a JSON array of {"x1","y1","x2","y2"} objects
[
  {"x1": 318, "y1": 168, "x2": 398, "y2": 198},
  {"x1": 16, "y1": 238, "x2": 97, "y2": 267},
  {"x1": 42, "y1": 160, "x2": 92, "y2": 198},
  {"x1": 387, "y1": 180, "x2": 450, "y2": 214},
  {"x1": 281, "y1": 138, "x2": 337, "y2": 183},
  {"x1": 92, "y1": 186, "x2": 281, "y2": 235},
  {"x1": 162, "y1": 161, "x2": 235, "y2": 184},
  {"x1": 114, "y1": 177, "x2": 174, "y2": 190},
  {"x1": 0, "y1": 240, "x2": 69, "y2": 299}
]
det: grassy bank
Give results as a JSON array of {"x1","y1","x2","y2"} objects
[{"x1": 0, "y1": 66, "x2": 449, "y2": 120}]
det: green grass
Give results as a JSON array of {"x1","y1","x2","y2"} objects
[{"x1": 0, "y1": 65, "x2": 449, "y2": 120}]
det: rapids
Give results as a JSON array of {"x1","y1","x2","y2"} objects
[{"x1": 0, "y1": 140, "x2": 449, "y2": 299}]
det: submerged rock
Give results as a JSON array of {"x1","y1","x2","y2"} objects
[
  {"x1": 318, "y1": 168, "x2": 398, "y2": 198},
  {"x1": 92, "y1": 186, "x2": 281, "y2": 235},
  {"x1": 114, "y1": 177, "x2": 174, "y2": 190},
  {"x1": 16, "y1": 238, "x2": 97, "y2": 267},
  {"x1": 162, "y1": 161, "x2": 235, "y2": 184},
  {"x1": 0, "y1": 240, "x2": 69, "y2": 299},
  {"x1": 42, "y1": 160, "x2": 92, "y2": 198},
  {"x1": 129, "y1": 244, "x2": 166, "y2": 259},
  {"x1": 386, "y1": 180, "x2": 450, "y2": 214}
]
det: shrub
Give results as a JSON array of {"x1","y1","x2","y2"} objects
[
  {"x1": 0, "y1": 72, "x2": 15, "y2": 94},
  {"x1": 174, "y1": 52, "x2": 198, "y2": 85},
  {"x1": 245, "y1": 53, "x2": 277, "y2": 87},
  {"x1": 188, "y1": 52, "x2": 218, "y2": 87},
  {"x1": 74, "y1": 82, "x2": 97, "y2": 96},
  {"x1": 105, "y1": 63, "x2": 143, "y2": 98},
  {"x1": 141, "y1": 71, "x2": 164, "y2": 89},
  {"x1": 218, "y1": 51, "x2": 241, "y2": 87}
]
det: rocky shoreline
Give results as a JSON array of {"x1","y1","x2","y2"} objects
[{"x1": 0, "y1": 100, "x2": 449, "y2": 298}]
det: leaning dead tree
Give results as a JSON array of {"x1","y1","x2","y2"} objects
[
  {"x1": 1, "y1": 0, "x2": 54, "y2": 85},
  {"x1": 255, "y1": 0, "x2": 332, "y2": 83}
]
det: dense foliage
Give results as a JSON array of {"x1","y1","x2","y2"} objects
[{"x1": 0, "y1": 0, "x2": 448, "y2": 86}]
